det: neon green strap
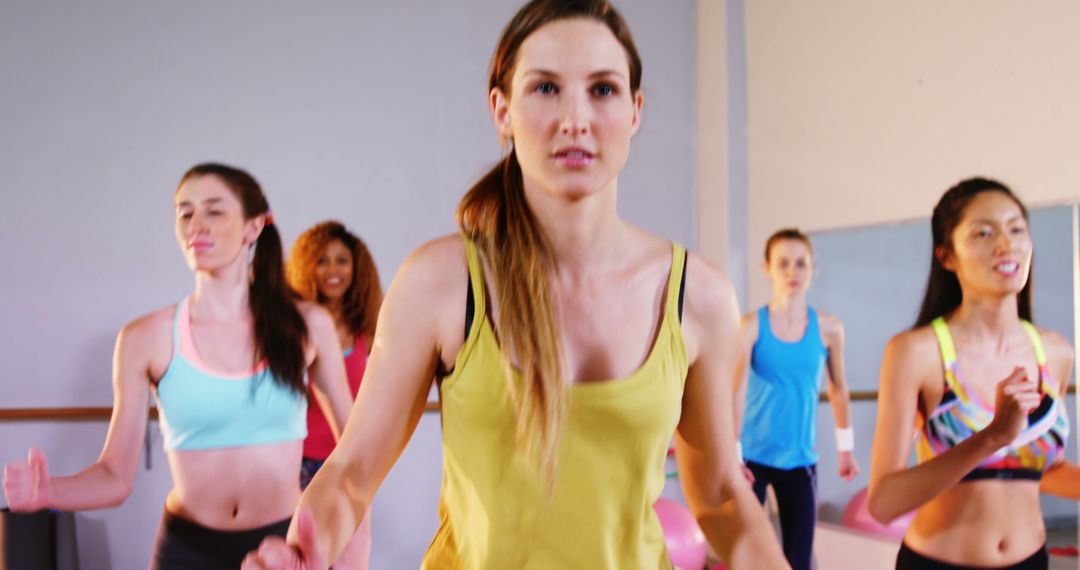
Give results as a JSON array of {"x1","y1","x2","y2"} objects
[
  {"x1": 1020, "y1": 320, "x2": 1047, "y2": 366},
  {"x1": 930, "y1": 317, "x2": 957, "y2": 365}
]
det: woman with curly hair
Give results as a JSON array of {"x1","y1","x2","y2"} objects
[{"x1": 287, "y1": 220, "x2": 382, "y2": 569}]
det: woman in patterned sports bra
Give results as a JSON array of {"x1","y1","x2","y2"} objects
[
  {"x1": 243, "y1": 1, "x2": 787, "y2": 568},
  {"x1": 868, "y1": 178, "x2": 1079, "y2": 570},
  {"x1": 2, "y1": 164, "x2": 355, "y2": 569}
]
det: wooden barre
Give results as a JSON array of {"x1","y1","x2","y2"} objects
[
  {"x1": 0, "y1": 387, "x2": 1074, "y2": 421},
  {"x1": 0, "y1": 402, "x2": 444, "y2": 421}
]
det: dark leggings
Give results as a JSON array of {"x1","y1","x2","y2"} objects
[
  {"x1": 747, "y1": 461, "x2": 817, "y2": 570},
  {"x1": 896, "y1": 542, "x2": 1048, "y2": 570},
  {"x1": 150, "y1": 510, "x2": 290, "y2": 570},
  {"x1": 300, "y1": 456, "x2": 326, "y2": 490}
]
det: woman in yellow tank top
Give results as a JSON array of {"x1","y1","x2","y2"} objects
[{"x1": 243, "y1": 1, "x2": 787, "y2": 568}]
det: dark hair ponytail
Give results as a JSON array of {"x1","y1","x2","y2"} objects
[
  {"x1": 178, "y1": 163, "x2": 308, "y2": 394},
  {"x1": 913, "y1": 177, "x2": 1032, "y2": 328}
]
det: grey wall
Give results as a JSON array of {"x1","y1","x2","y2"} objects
[
  {"x1": 807, "y1": 205, "x2": 1078, "y2": 525},
  {"x1": 0, "y1": 1, "x2": 696, "y2": 567}
]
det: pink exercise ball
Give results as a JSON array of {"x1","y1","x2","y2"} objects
[
  {"x1": 654, "y1": 498, "x2": 708, "y2": 570},
  {"x1": 841, "y1": 487, "x2": 915, "y2": 540}
]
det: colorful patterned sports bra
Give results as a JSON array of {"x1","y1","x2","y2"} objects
[{"x1": 915, "y1": 317, "x2": 1069, "y2": 481}]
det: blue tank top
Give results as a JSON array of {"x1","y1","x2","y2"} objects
[
  {"x1": 153, "y1": 298, "x2": 308, "y2": 451},
  {"x1": 740, "y1": 306, "x2": 828, "y2": 469}
]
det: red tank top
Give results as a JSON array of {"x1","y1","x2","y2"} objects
[{"x1": 303, "y1": 334, "x2": 366, "y2": 459}]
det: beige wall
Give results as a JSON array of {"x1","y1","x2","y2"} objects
[
  {"x1": 743, "y1": 1, "x2": 1080, "y2": 305},
  {"x1": 696, "y1": 0, "x2": 728, "y2": 268}
]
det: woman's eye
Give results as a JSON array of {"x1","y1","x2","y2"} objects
[
  {"x1": 534, "y1": 82, "x2": 557, "y2": 95},
  {"x1": 592, "y1": 83, "x2": 616, "y2": 97}
]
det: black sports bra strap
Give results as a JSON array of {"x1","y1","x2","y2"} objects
[
  {"x1": 464, "y1": 276, "x2": 475, "y2": 342},
  {"x1": 678, "y1": 250, "x2": 688, "y2": 322}
]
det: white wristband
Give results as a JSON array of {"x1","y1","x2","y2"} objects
[
  {"x1": 735, "y1": 441, "x2": 744, "y2": 463},
  {"x1": 835, "y1": 427, "x2": 855, "y2": 452}
]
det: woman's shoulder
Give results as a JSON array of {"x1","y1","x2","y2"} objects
[
  {"x1": 376, "y1": 233, "x2": 469, "y2": 326},
  {"x1": 1034, "y1": 326, "x2": 1074, "y2": 370},
  {"x1": 679, "y1": 248, "x2": 736, "y2": 323},
  {"x1": 402, "y1": 233, "x2": 469, "y2": 290},
  {"x1": 413, "y1": 233, "x2": 468, "y2": 267},
  {"x1": 884, "y1": 325, "x2": 939, "y2": 361},
  {"x1": 296, "y1": 299, "x2": 334, "y2": 329},
  {"x1": 814, "y1": 310, "x2": 844, "y2": 339},
  {"x1": 117, "y1": 304, "x2": 176, "y2": 355}
]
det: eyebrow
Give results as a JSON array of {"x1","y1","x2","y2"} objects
[
  {"x1": 522, "y1": 68, "x2": 628, "y2": 81},
  {"x1": 176, "y1": 197, "x2": 224, "y2": 208},
  {"x1": 967, "y1": 215, "x2": 1025, "y2": 225}
]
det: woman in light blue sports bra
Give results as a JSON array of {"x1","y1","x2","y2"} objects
[
  {"x1": 869, "y1": 178, "x2": 1079, "y2": 570},
  {"x1": 734, "y1": 228, "x2": 860, "y2": 570},
  {"x1": 2, "y1": 163, "x2": 355, "y2": 569}
]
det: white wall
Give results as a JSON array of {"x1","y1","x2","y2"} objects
[
  {"x1": 692, "y1": 0, "x2": 1080, "y2": 552},
  {"x1": 722, "y1": 0, "x2": 1080, "y2": 545},
  {"x1": 742, "y1": 0, "x2": 1080, "y2": 307},
  {"x1": 0, "y1": 0, "x2": 696, "y2": 567}
]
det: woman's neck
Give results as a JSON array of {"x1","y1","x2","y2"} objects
[
  {"x1": 949, "y1": 293, "x2": 1021, "y2": 340},
  {"x1": 523, "y1": 177, "x2": 625, "y2": 276},
  {"x1": 768, "y1": 293, "x2": 807, "y2": 317},
  {"x1": 191, "y1": 255, "x2": 250, "y2": 319}
]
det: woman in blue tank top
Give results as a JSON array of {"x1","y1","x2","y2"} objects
[
  {"x1": 2, "y1": 163, "x2": 355, "y2": 569},
  {"x1": 734, "y1": 228, "x2": 860, "y2": 570}
]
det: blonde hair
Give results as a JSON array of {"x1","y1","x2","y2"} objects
[{"x1": 457, "y1": 0, "x2": 643, "y2": 482}]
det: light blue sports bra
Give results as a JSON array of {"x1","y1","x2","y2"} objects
[{"x1": 153, "y1": 298, "x2": 307, "y2": 451}]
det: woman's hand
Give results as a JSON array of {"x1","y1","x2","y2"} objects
[
  {"x1": 3, "y1": 448, "x2": 51, "y2": 512},
  {"x1": 837, "y1": 451, "x2": 859, "y2": 481},
  {"x1": 740, "y1": 463, "x2": 756, "y2": 484},
  {"x1": 242, "y1": 507, "x2": 327, "y2": 570},
  {"x1": 985, "y1": 367, "x2": 1041, "y2": 446}
]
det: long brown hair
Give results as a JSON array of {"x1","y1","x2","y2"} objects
[
  {"x1": 456, "y1": 0, "x2": 643, "y2": 479},
  {"x1": 177, "y1": 163, "x2": 308, "y2": 395},
  {"x1": 287, "y1": 220, "x2": 382, "y2": 340},
  {"x1": 914, "y1": 177, "x2": 1032, "y2": 328}
]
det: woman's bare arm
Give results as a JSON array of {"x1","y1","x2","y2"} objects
[
  {"x1": 264, "y1": 236, "x2": 466, "y2": 566},
  {"x1": 4, "y1": 310, "x2": 170, "y2": 511},
  {"x1": 301, "y1": 302, "x2": 355, "y2": 439},
  {"x1": 675, "y1": 255, "x2": 788, "y2": 569}
]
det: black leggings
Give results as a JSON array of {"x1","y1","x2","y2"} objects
[
  {"x1": 896, "y1": 542, "x2": 1048, "y2": 570},
  {"x1": 150, "y1": 510, "x2": 290, "y2": 570},
  {"x1": 747, "y1": 461, "x2": 817, "y2": 570}
]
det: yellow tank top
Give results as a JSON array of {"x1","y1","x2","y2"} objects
[{"x1": 421, "y1": 238, "x2": 689, "y2": 569}]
